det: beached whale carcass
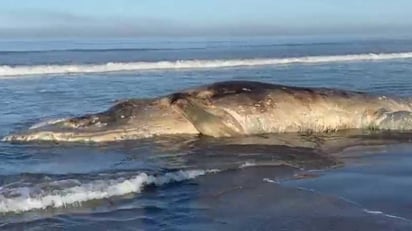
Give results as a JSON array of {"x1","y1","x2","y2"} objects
[{"x1": 4, "y1": 81, "x2": 412, "y2": 142}]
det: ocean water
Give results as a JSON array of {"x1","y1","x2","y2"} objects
[{"x1": 2, "y1": 36, "x2": 412, "y2": 230}]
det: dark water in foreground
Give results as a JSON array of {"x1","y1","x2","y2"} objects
[{"x1": 2, "y1": 37, "x2": 412, "y2": 230}]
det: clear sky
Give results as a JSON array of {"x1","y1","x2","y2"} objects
[{"x1": 0, "y1": 0, "x2": 411, "y2": 38}]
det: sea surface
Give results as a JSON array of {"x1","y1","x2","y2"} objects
[{"x1": 2, "y1": 36, "x2": 412, "y2": 230}]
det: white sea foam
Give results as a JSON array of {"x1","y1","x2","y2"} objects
[
  {"x1": 262, "y1": 178, "x2": 279, "y2": 184},
  {"x1": 1, "y1": 52, "x2": 412, "y2": 77},
  {"x1": 240, "y1": 161, "x2": 256, "y2": 168},
  {"x1": 0, "y1": 169, "x2": 218, "y2": 213},
  {"x1": 363, "y1": 209, "x2": 410, "y2": 221}
]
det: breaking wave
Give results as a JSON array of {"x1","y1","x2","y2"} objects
[
  {"x1": 0, "y1": 169, "x2": 218, "y2": 213},
  {"x1": 1, "y1": 52, "x2": 412, "y2": 77}
]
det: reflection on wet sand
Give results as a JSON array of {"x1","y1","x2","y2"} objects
[{"x1": 135, "y1": 129, "x2": 412, "y2": 172}]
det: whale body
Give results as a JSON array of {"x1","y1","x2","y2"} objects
[{"x1": 4, "y1": 81, "x2": 412, "y2": 143}]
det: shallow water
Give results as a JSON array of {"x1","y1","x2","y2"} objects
[{"x1": 2, "y1": 37, "x2": 412, "y2": 230}]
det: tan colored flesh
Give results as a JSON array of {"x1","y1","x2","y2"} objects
[{"x1": 172, "y1": 97, "x2": 244, "y2": 137}]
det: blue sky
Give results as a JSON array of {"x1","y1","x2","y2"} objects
[{"x1": 0, "y1": 0, "x2": 411, "y2": 38}]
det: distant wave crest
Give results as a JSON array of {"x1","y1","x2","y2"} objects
[
  {"x1": 0, "y1": 169, "x2": 218, "y2": 213},
  {"x1": 1, "y1": 52, "x2": 412, "y2": 77}
]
